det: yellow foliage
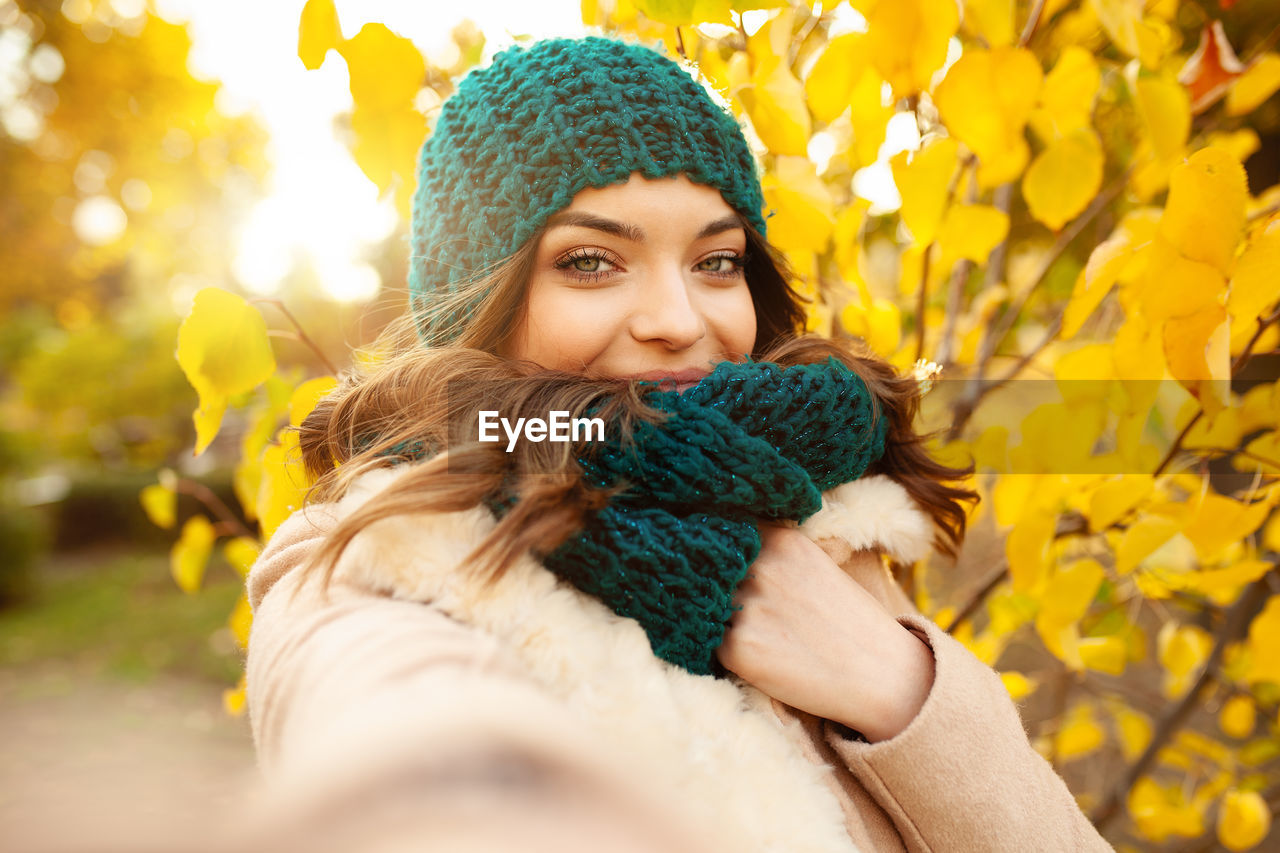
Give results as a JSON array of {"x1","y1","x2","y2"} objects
[
  {"x1": 999, "y1": 670, "x2": 1037, "y2": 701},
  {"x1": 740, "y1": 57, "x2": 811, "y2": 157},
  {"x1": 1079, "y1": 635, "x2": 1128, "y2": 676},
  {"x1": 258, "y1": 428, "x2": 312, "y2": 540},
  {"x1": 1158, "y1": 622, "x2": 1214, "y2": 699},
  {"x1": 1022, "y1": 128, "x2": 1104, "y2": 231},
  {"x1": 632, "y1": 0, "x2": 733, "y2": 26},
  {"x1": 1245, "y1": 596, "x2": 1280, "y2": 687},
  {"x1": 1133, "y1": 70, "x2": 1191, "y2": 163},
  {"x1": 849, "y1": 72, "x2": 893, "y2": 166},
  {"x1": 1088, "y1": 475, "x2": 1153, "y2": 530},
  {"x1": 222, "y1": 537, "x2": 261, "y2": 579},
  {"x1": 1128, "y1": 776, "x2": 1206, "y2": 842},
  {"x1": 1109, "y1": 703, "x2": 1152, "y2": 761},
  {"x1": 1180, "y1": 491, "x2": 1276, "y2": 564},
  {"x1": 223, "y1": 675, "x2": 247, "y2": 718},
  {"x1": 1031, "y1": 46, "x2": 1100, "y2": 140},
  {"x1": 289, "y1": 376, "x2": 339, "y2": 427},
  {"x1": 762, "y1": 156, "x2": 834, "y2": 251},
  {"x1": 840, "y1": 298, "x2": 901, "y2": 357},
  {"x1": 1055, "y1": 701, "x2": 1105, "y2": 761},
  {"x1": 171, "y1": 515, "x2": 216, "y2": 595},
  {"x1": 890, "y1": 137, "x2": 958, "y2": 246},
  {"x1": 1005, "y1": 507, "x2": 1056, "y2": 594},
  {"x1": 866, "y1": 0, "x2": 958, "y2": 98},
  {"x1": 228, "y1": 592, "x2": 253, "y2": 650},
  {"x1": 1218, "y1": 789, "x2": 1271, "y2": 851},
  {"x1": 176, "y1": 288, "x2": 277, "y2": 455},
  {"x1": 934, "y1": 47, "x2": 1042, "y2": 188},
  {"x1": 1090, "y1": 0, "x2": 1163, "y2": 69},
  {"x1": 297, "y1": 0, "x2": 342, "y2": 71},
  {"x1": 961, "y1": 0, "x2": 1014, "y2": 48},
  {"x1": 1157, "y1": 147, "x2": 1247, "y2": 275},
  {"x1": 1035, "y1": 558, "x2": 1104, "y2": 669},
  {"x1": 1227, "y1": 53, "x2": 1280, "y2": 117},
  {"x1": 804, "y1": 33, "x2": 870, "y2": 123},
  {"x1": 139, "y1": 482, "x2": 176, "y2": 530},
  {"x1": 938, "y1": 203, "x2": 1009, "y2": 265},
  {"x1": 1229, "y1": 222, "x2": 1280, "y2": 323},
  {"x1": 1219, "y1": 695, "x2": 1257, "y2": 740}
]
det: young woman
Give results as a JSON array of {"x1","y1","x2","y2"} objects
[{"x1": 242, "y1": 36, "x2": 1113, "y2": 852}]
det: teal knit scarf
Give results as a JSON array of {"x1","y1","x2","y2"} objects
[{"x1": 518, "y1": 357, "x2": 888, "y2": 676}]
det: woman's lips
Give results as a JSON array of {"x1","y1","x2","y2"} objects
[{"x1": 627, "y1": 369, "x2": 711, "y2": 390}]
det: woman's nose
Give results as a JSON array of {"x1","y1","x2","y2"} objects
[{"x1": 629, "y1": 266, "x2": 706, "y2": 349}]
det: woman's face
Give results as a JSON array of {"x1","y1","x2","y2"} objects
[{"x1": 504, "y1": 173, "x2": 757, "y2": 391}]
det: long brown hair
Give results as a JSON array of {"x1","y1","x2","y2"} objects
[{"x1": 295, "y1": 217, "x2": 976, "y2": 596}]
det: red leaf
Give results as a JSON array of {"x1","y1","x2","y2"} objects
[{"x1": 1178, "y1": 21, "x2": 1246, "y2": 113}]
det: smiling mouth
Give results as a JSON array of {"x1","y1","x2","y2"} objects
[{"x1": 627, "y1": 369, "x2": 711, "y2": 390}]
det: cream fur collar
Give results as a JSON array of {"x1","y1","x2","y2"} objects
[{"x1": 330, "y1": 470, "x2": 932, "y2": 853}]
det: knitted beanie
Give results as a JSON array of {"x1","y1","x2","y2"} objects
[{"x1": 409, "y1": 36, "x2": 767, "y2": 346}]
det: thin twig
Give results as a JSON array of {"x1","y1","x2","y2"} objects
[
  {"x1": 1089, "y1": 576, "x2": 1272, "y2": 832},
  {"x1": 174, "y1": 477, "x2": 255, "y2": 539},
  {"x1": 251, "y1": 298, "x2": 340, "y2": 375},
  {"x1": 1018, "y1": 0, "x2": 1046, "y2": 47},
  {"x1": 675, "y1": 26, "x2": 687, "y2": 60}
]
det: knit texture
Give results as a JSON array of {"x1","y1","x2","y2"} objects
[
  {"x1": 409, "y1": 36, "x2": 766, "y2": 346},
  {"x1": 521, "y1": 357, "x2": 887, "y2": 676}
]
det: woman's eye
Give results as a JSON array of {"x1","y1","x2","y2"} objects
[
  {"x1": 697, "y1": 254, "x2": 747, "y2": 276},
  {"x1": 554, "y1": 249, "x2": 619, "y2": 280}
]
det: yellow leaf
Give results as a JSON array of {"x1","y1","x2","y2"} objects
[
  {"x1": 867, "y1": 0, "x2": 959, "y2": 98},
  {"x1": 176, "y1": 288, "x2": 277, "y2": 455},
  {"x1": 222, "y1": 537, "x2": 261, "y2": 579},
  {"x1": 1032, "y1": 46, "x2": 1100, "y2": 139},
  {"x1": 934, "y1": 47, "x2": 1042, "y2": 188},
  {"x1": 1227, "y1": 53, "x2": 1280, "y2": 117},
  {"x1": 1079, "y1": 635, "x2": 1128, "y2": 675},
  {"x1": 1158, "y1": 147, "x2": 1247, "y2": 275},
  {"x1": 228, "y1": 592, "x2": 253, "y2": 650},
  {"x1": 1134, "y1": 237, "x2": 1225, "y2": 325},
  {"x1": 349, "y1": 104, "x2": 428, "y2": 216},
  {"x1": 1112, "y1": 314, "x2": 1166, "y2": 380},
  {"x1": 937, "y1": 203, "x2": 1009, "y2": 265},
  {"x1": 849, "y1": 72, "x2": 893, "y2": 165},
  {"x1": 297, "y1": 0, "x2": 341, "y2": 71},
  {"x1": 289, "y1": 376, "x2": 340, "y2": 428},
  {"x1": 1180, "y1": 491, "x2": 1275, "y2": 563},
  {"x1": 1245, "y1": 596, "x2": 1280, "y2": 686},
  {"x1": 804, "y1": 33, "x2": 870, "y2": 123},
  {"x1": 1061, "y1": 232, "x2": 1131, "y2": 339},
  {"x1": 740, "y1": 61, "x2": 811, "y2": 157},
  {"x1": 1133, "y1": 71, "x2": 1191, "y2": 162},
  {"x1": 1036, "y1": 558, "x2": 1104, "y2": 668},
  {"x1": 1089, "y1": 475, "x2": 1153, "y2": 530},
  {"x1": 1111, "y1": 704, "x2": 1152, "y2": 761},
  {"x1": 1117, "y1": 515, "x2": 1180, "y2": 574},
  {"x1": 337, "y1": 23, "x2": 425, "y2": 113},
  {"x1": 139, "y1": 483, "x2": 176, "y2": 530},
  {"x1": 1128, "y1": 776, "x2": 1206, "y2": 842},
  {"x1": 1163, "y1": 307, "x2": 1231, "y2": 419},
  {"x1": 1055, "y1": 701, "x2": 1105, "y2": 761},
  {"x1": 1091, "y1": 0, "x2": 1163, "y2": 68},
  {"x1": 839, "y1": 298, "x2": 901, "y2": 356},
  {"x1": 171, "y1": 515, "x2": 216, "y2": 595},
  {"x1": 1229, "y1": 223, "x2": 1280, "y2": 322},
  {"x1": 633, "y1": 0, "x2": 733, "y2": 25},
  {"x1": 1006, "y1": 508, "x2": 1056, "y2": 594},
  {"x1": 1159, "y1": 622, "x2": 1213, "y2": 698},
  {"x1": 223, "y1": 675, "x2": 247, "y2": 717},
  {"x1": 761, "y1": 156, "x2": 834, "y2": 250},
  {"x1": 961, "y1": 0, "x2": 1014, "y2": 48},
  {"x1": 999, "y1": 670, "x2": 1037, "y2": 700},
  {"x1": 258, "y1": 429, "x2": 312, "y2": 540},
  {"x1": 890, "y1": 136, "x2": 959, "y2": 246},
  {"x1": 1218, "y1": 789, "x2": 1271, "y2": 851},
  {"x1": 1219, "y1": 695, "x2": 1256, "y2": 739},
  {"x1": 1022, "y1": 128, "x2": 1104, "y2": 231}
]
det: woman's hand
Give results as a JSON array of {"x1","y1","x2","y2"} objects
[{"x1": 716, "y1": 523, "x2": 936, "y2": 742}]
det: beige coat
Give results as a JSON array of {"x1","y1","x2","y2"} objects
[{"x1": 241, "y1": 467, "x2": 1114, "y2": 852}]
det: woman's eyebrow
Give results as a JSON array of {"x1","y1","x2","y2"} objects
[{"x1": 544, "y1": 212, "x2": 743, "y2": 243}]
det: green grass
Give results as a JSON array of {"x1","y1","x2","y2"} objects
[{"x1": 0, "y1": 548, "x2": 245, "y2": 686}]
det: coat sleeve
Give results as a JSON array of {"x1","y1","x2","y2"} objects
[
  {"x1": 820, "y1": 615, "x2": 1114, "y2": 851},
  {"x1": 241, "y1": 506, "x2": 728, "y2": 853}
]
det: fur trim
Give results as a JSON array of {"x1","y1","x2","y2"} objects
[
  {"x1": 331, "y1": 465, "x2": 861, "y2": 853},
  {"x1": 802, "y1": 475, "x2": 934, "y2": 564}
]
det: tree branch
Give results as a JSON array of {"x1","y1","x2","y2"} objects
[
  {"x1": 1089, "y1": 576, "x2": 1273, "y2": 832},
  {"x1": 251, "y1": 298, "x2": 340, "y2": 376},
  {"x1": 174, "y1": 477, "x2": 255, "y2": 540}
]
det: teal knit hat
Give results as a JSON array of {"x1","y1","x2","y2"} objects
[{"x1": 409, "y1": 36, "x2": 767, "y2": 346}]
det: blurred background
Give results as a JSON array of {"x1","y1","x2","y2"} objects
[{"x1": 3, "y1": 0, "x2": 1280, "y2": 850}]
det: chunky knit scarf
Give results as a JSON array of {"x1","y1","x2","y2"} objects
[{"x1": 513, "y1": 357, "x2": 888, "y2": 676}]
